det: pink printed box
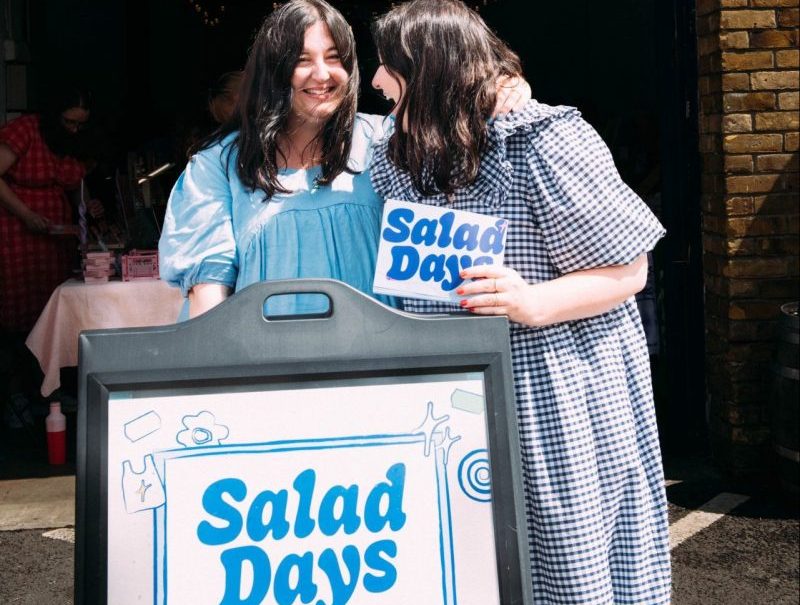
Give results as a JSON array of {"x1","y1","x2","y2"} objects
[{"x1": 121, "y1": 249, "x2": 160, "y2": 281}]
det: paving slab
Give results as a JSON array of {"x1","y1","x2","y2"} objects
[{"x1": 0, "y1": 476, "x2": 75, "y2": 530}]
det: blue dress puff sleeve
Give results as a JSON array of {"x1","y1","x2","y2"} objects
[
  {"x1": 526, "y1": 112, "x2": 665, "y2": 275},
  {"x1": 158, "y1": 142, "x2": 238, "y2": 297}
]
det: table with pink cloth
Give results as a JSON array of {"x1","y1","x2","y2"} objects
[{"x1": 25, "y1": 278, "x2": 184, "y2": 397}]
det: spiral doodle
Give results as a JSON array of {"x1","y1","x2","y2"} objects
[{"x1": 457, "y1": 449, "x2": 492, "y2": 503}]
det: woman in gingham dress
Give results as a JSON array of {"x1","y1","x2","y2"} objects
[{"x1": 370, "y1": 1, "x2": 671, "y2": 602}]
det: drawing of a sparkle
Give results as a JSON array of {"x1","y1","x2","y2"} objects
[
  {"x1": 414, "y1": 401, "x2": 450, "y2": 457},
  {"x1": 434, "y1": 426, "x2": 462, "y2": 465}
]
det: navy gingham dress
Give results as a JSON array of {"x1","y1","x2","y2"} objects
[{"x1": 371, "y1": 101, "x2": 671, "y2": 604}]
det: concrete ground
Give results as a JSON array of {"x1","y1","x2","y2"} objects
[
  {"x1": 666, "y1": 459, "x2": 799, "y2": 605},
  {"x1": 1, "y1": 436, "x2": 798, "y2": 604}
]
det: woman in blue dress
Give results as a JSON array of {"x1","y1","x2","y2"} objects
[
  {"x1": 370, "y1": 1, "x2": 671, "y2": 602},
  {"x1": 159, "y1": 0, "x2": 528, "y2": 319}
]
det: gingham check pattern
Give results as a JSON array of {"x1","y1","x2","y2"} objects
[
  {"x1": 0, "y1": 115, "x2": 84, "y2": 331},
  {"x1": 372, "y1": 101, "x2": 671, "y2": 604}
]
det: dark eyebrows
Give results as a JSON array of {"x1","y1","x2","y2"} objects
[{"x1": 298, "y1": 45, "x2": 339, "y2": 57}]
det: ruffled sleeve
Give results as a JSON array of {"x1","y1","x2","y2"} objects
[
  {"x1": 350, "y1": 113, "x2": 393, "y2": 173},
  {"x1": 0, "y1": 114, "x2": 35, "y2": 158},
  {"x1": 158, "y1": 141, "x2": 238, "y2": 297},
  {"x1": 526, "y1": 111, "x2": 665, "y2": 274}
]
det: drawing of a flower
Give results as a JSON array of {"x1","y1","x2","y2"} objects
[{"x1": 176, "y1": 411, "x2": 229, "y2": 447}]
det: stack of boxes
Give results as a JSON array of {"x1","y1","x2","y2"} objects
[{"x1": 83, "y1": 251, "x2": 115, "y2": 284}]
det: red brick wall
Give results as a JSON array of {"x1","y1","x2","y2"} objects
[{"x1": 697, "y1": 0, "x2": 799, "y2": 475}]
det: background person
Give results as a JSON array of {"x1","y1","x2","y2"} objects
[
  {"x1": 207, "y1": 70, "x2": 243, "y2": 125},
  {"x1": 369, "y1": 1, "x2": 671, "y2": 602},
  {"x1": 0, "y1": 85, "x2": 91, "y2": 427}
]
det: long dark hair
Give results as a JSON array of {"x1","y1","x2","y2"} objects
[
  {"x1": 195, "y1": 0, "x2": 360, "y2": 199},
  {"x1": 39, "y1": 85, "x2": 92, "y2": 159},
  {"x1": 372, "y1": 0, "x2": 522, "y2": 196}
]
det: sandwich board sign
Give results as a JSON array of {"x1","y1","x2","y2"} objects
[{"x1": 76, "y1": 279, "x2": 532, "y2": 605}]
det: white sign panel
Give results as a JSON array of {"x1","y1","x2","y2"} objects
[
  {"x1": 373, "y1": 199, "x2": 508, "y2": 302},
  {"x1": 106, "y1": 375, "x2": 500, "y2": 605}
]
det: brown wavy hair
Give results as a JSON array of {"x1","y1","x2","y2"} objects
[
  {"x1": 372, "y1": 0, "x2": 522, "y2": 196},
  {"x1": 195, "y1": 0, "x2": 360, "y2": 199}
]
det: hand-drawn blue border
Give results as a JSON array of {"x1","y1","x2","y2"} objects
[{"x1": 150, "y1": 433, "x2": 457, "y2": 605}]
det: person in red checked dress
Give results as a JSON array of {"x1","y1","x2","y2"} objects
[{"x1": 0, "y1": 87, "x2": 90, "y2": 429}]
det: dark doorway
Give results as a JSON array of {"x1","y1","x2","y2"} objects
[
  {"x1": 23, "y1": 0, "x2": 706, "y2": 458},
  {"x1": 483, "y1": 0, "x2": 707, "y2": 455}
]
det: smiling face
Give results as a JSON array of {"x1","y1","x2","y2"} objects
[{"x1": 289, "y1": 21, "x2": 349, "y2": 127}]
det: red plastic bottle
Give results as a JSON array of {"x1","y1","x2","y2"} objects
[{"x1": 45, "y1": 402, "x2": 67, "y2": 465}]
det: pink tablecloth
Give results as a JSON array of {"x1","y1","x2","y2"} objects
[{"x1": 25, "y1": 278, "x2": 184, "y2": 396}]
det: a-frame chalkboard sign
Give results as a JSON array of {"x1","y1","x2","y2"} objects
[{"x1": 76, "y1": 279, "x2": 532, "y2": 605}]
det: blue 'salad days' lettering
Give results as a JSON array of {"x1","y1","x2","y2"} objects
[
  {"x1": 198, "y1": 463, "x2": 407, "y2": 605},
  {"x1": 381, "y1": 206, "x2": 507, "y2": 292}
]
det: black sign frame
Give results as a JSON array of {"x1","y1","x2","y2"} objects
[{"x1": 76, "y1": 279, "x2": 532, "y2": 605}]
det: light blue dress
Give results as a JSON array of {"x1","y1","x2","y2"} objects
[{"x1": 159, "y1": 114, "x2": 395, "y2": 318}]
